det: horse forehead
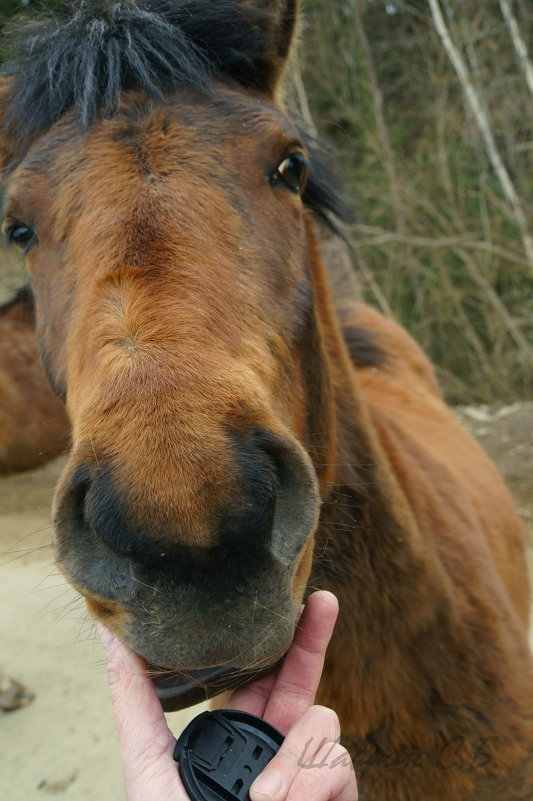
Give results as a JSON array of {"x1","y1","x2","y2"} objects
[
  {"x1": 28, "y1": 88, "x2": 291, "y2": 181},
  {"x1": 7, "y1": 91, "x2": 293, "y2": 236}
]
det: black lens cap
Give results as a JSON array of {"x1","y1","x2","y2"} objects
[{"x1": 174, "y1": 709, "x2": 284, "y2": 801}]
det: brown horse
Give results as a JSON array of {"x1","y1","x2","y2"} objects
[
  {"x1": 0, "y1": 287, "x2": 68, "y2": 472},
  {"x1": 0, "y1": 2, "x2": 531, "y2": 798}
]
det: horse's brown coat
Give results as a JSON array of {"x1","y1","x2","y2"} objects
[
  {"x1": 0, "y1": 2, "x2": 531, "y2": 799},
  {"x1": 0, "y1": 288, "x2": 68, "y2": 472}
]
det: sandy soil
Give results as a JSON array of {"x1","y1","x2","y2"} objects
[
  {"x1": 456, "y1": 402, "x2": 533, "y2": 607},
  {"x1": 0, "y1": 404, "x2": 532, "y2": 800},
  {"x1": 0, "y1": 459, "x2": 208, "y2": 801}
]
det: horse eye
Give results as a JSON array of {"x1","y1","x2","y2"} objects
[
  {"x1": 6, "y1": 225, "x2": 36, "y2": 251},
  {"x1": 271, "y1": 154, "x2": 309, "y2": 195}
]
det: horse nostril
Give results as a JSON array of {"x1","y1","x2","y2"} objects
[
  {"x1": 53, "y1": 462, "x2": 140, "y2": 603},
  {"x1": 55, "y1": 431, "x2": 319, "y2": 571},
  {"x1": 56, "y1": 462, "x2": 137, "y2": 559},
  {"x1": 58, "y1": 463, "x2": 93, "y2": 529},
  {"x1": 231, "y1": 429, "x2": 321, "y2": 562},
  {"x1": 56, "y1": 463, "x2": 91, "y2": 528},
  {"x1": 83, "y1": 468, "x2": 137, "y2": 558}
]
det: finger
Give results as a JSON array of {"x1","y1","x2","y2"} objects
[
  {"x1": 249, "y1": 705, "x2": 347, "y2": 801},
  {"x1": 223, "y1": 669, "x2": 278, "y2": 718},
  {"x1": 98, "y1": 624, "x2": 175, "y2": 763},
  {"x1": 224, "y1": 604, "x2": 306, "y2": 718},
  {"x1": 227, "y1": 593, "x2": 337, "y2": 726},
  {"x1": 262, "y1": 591, "x2": 338, "y2": 733},
  {"x1": 98, "y1": 625, "x2": 186, "y2": 801},
  {"x1": 284, "y1": 739, "x2": 357, "y2": 801}
]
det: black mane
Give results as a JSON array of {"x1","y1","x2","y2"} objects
[
  {"x1": 2, "y1": 0, "x2": 273, "y2": 137},
  {"x1": 1, "y1": 0, "x2": 350, "y2": 227}
]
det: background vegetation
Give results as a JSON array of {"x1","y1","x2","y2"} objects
[
  {"x1": 0, "y1": 0, "x2": 532, "y2": 402},
  {"x1": 300, "y1": 0, "x2": 533, "y2": 401}
]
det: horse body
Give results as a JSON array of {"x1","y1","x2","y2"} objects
[
  {"x1": 303, "y1": 279, "x2": 533, "y2": 797},
  {"x1": 0, "y1": 287, "x2": 68, "y2": 472},
  {"x1": 0, "y1": 1, "x2": 531, "y2": 798}
]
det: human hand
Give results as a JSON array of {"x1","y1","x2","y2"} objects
[{"x1": 98, "y1": 591, "x2": 357, "y2": 801}]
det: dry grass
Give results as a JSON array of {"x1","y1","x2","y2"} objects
[
  {"x1": 300, "y1": 0, "x2": 533, "y2": 402},
  {"x1": 0, "y1": 0, "x2": 532, "y2": 403}
]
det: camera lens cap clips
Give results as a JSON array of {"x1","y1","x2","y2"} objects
[{"x1": 174, "y1": 709, "x2": 284, "y2": 801}]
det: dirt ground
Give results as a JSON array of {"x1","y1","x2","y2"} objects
[
  {"x1": 0, "y1": 458, "x2": 208, "y2": 801},
  {"x1": 0, "y1": 404, "x2": 532, "y2": 800},
  {"x1": 455, "y1": 402, "x2": 533, "y2": 596}
]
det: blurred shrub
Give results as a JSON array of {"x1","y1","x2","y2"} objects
[
  {"x1": 0, "y1": 0, "x2": 532, "y2": 401},
  {"x1": 301, "y1": 0, "x2": 533, "y2": 401}
]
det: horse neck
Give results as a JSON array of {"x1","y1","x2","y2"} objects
[
  {"x1": 301, "y1": 228, "x2": 462, "y2": 746},
  {"x1": 303, "y1": 223, "x2": 442, "y2": 631},
  {"x1": 302, "y1": 227, "x2": 533, "y2": 795}
]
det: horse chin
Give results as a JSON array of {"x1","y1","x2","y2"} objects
[{"x1": 146, "y1": 661, "x2": 281, "y2": 712}]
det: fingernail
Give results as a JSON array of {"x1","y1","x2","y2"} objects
[
  {"x1": 251, "y1": 770, "x2": 283, "y2": 799},
  {"x1": 96, "y1": 622, "x2": 115, "y2": 650}
]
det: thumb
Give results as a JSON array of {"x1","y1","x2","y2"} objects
[{"x1": 98, "y1": 624, "x2": 186, "y2": 801}]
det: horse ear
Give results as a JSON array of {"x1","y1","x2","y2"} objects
[{"x1": 251, "y1": 0, "x2": 299, "y2": 95}]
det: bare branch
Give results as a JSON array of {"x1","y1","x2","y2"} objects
[
  {"x1": 352, "y1": 225, "x2": 531, "y2": 269},
  {"x1": 427, "y1": 0, "x2": 533, "y2": 273},
  {"x1": 499, "y1": 0, "x2": 533, "y2": 100}
]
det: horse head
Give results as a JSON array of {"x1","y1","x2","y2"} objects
[{"x1": 0, "y1": 0, "x2": 344, "y2": 707}]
